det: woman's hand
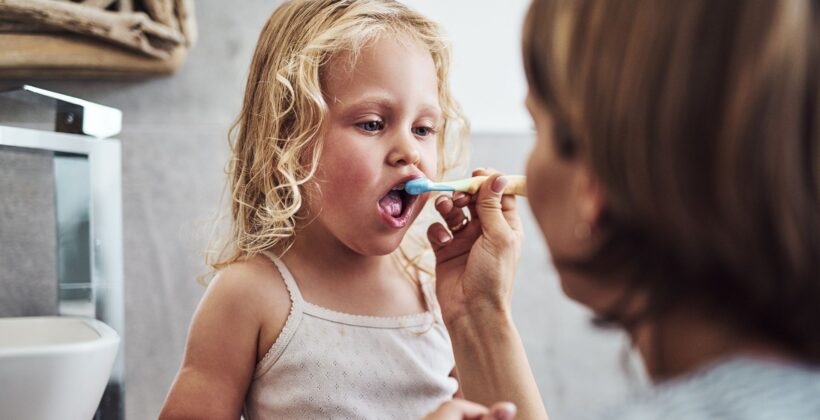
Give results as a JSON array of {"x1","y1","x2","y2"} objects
[
  {"x1": 426, "y1": 169, "x2": 548, "y2": 419},
  {"x1": 426, "y1": 169, "x2": 523, "y2": 326},
  {"x1": 423, "y1": 399, "x2": 516, "y2": 420}
]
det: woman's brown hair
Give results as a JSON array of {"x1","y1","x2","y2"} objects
[{"x1": 523, "y1": 0, "x2": 820, "y2": 362}]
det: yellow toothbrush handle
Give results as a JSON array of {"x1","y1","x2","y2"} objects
[{"x1": 450, "y1": 175, "x2": 527, "y2": 196}]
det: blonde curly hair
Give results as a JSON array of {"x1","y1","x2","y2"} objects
[{"x1": 206, "y1": 0, "x2": 468, "y2": 283}]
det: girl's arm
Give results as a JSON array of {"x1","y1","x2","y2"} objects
[{"x1": 159, "y1": 264, "x2": 270, "y2": 420}]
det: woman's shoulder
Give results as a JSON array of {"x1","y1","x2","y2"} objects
[{"x1": 596, "y1": 357, "x2": 820, "y2": 420}]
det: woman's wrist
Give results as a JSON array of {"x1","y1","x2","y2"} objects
[
  {"x1": 445, "y1": 304, "x2": 515, "y2": 347},
  {"x1": 444, "y1": 306, "x2": 548, "y2": 419}
]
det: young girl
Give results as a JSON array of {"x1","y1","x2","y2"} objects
[{"x1": 160, "y1": 0, "x2": 469, "y2": 418}]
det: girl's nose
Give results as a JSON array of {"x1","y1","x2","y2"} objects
[{"x1": 386, "y1": 131, "x2": 421, "y2": 167}]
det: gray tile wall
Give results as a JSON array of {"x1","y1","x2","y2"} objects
[
  {"x1": 0, "y1": 1, "x2": 645, "y2": 419},
  {"x1": 0, "y1": 147, "x2": 58, "y2": 317}
]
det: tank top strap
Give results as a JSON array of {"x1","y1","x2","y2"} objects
[
  {"x1": 261, "y1": 250, "x2": 305, "y2": 306},
  {"x1": 254, "y1": 251, "x2": 306, "y2": 379}
]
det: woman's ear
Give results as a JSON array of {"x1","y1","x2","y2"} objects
[{"x1": 575, "y1": 165, "x2": 606, "y2": 231}]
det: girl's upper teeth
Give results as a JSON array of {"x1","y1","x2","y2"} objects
[{"x1": 392, "y1": 184, "x2": 405, "y2": 191}]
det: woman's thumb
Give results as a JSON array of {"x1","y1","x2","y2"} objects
[{"x1": 475, "y1": 174, "x2": 511, "y2": 239}]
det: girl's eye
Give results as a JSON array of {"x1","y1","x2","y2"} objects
[
  {"x1": 412, "y1": 126, "x2": 436, "y2": 137},
  {"x1": 357, "y1": 120, "x2": 384, "y2": 132}
]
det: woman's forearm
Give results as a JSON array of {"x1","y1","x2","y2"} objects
[{"x1": 447, "y1": 309, "x2": 549, "y2": 420}]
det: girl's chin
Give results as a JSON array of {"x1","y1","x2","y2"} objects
[
  {"x1": 345, "y1": 234, "x2": 405, "y2": 257},
  {"x1": 343, "y1": 213, "x2": 420, "y2": 256}
]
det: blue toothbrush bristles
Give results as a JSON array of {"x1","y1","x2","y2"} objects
[{"x1": 404, "y1": 178, "x2": 434, "y2": 195}]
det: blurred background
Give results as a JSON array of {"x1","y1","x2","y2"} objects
[{"x1": 0, "y1": 0, "x2": 646, "y2": 418}]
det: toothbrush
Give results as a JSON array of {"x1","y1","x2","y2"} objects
[{"x1": 404, "y1": 175, "x2": 527, "y2": 196}]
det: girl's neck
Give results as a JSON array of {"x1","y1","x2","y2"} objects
[
  {"x1": 274, "y1": 220, "x2": 425, "y2": 318},
  {"x1": 281, "y1": 222, "x2": 400, "y2": 285},
  {"x1": 633, "y1": 311, "x2": 798, "y2": 382}
]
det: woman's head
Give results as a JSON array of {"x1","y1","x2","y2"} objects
[
  {"x1": 523, "y1": 0, "x2": 819, "y2": 360},
  {"x1": 217, "y1": 0, "x2": 467, "y2": 269}
]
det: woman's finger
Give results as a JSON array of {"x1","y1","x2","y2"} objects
[
  {"x1": 422, "y1": 399, "x2": 490, "y2": 420},
  {"x1": 435, "y1": 195, "x2": 470, "y2": 234},
  {"x1": 474, "y1": 173, "x2": 514, "y2": 242},
  {"x1": 427, "y1": 222, "x2": 452, "y2": 249},
  {"x1": 470, "y1": 168, "x2": 521, "y2": 235},
  {"x1": 499, "y1": 193, "x2": 523, "y2": 234},
  {"x1": 461, "y1": 167, "x2": 494, "y2": 221},
  {"x1": 483, "y1": 402, "x2": 517, "y2": 420},
  {"x1": 452, "y1": 191, "x2": 471, "y2": 207}
]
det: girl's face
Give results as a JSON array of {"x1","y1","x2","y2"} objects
[{"x1": 307, "y1": 35, "x2": 441, "y2": 256}]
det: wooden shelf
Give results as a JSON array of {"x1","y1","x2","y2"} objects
[
  {"x1": 0, "y1": 0, "x2": 194, "y2": 79},
  {"x1": 0, "y1": 32, "x2": 188, "y2": 79}
]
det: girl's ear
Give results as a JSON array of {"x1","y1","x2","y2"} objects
[{"x1": 575, "y1": 165, "x2": 606, "y2": 230}]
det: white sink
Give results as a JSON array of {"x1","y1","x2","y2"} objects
[{"x1": 0, "y1": 316, "x2": 120, "y2": 420}]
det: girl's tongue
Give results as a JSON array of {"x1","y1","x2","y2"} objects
[{"x1": 379, "y1": 190, "x2": 403, "y2": 217}]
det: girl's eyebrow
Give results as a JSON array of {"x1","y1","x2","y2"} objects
[
  {"x1": 417, "y1": 103, "x2": 442, "y2": 119},
  {"x1": 341, "y1": 93, "x2": 395, "y2": 109},
  {"x1": 335, "y1": 96, "x2": 393, "y2": 116},
  {"x1": 337, "y1": 94, "x2": 442, "y2": 120}
]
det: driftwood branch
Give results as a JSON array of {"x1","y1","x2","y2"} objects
[
  {"x1": 49, "y1": 0, "x2": 116, "y2": 8},
  {"x1": 81, "y1": 0, "x2": 117, "y2": 9},
  {"x1": 0, "y1": 0, "x2": 184, "y2": 59},
  {"x1": 142, "y1": 0, "x2": 176, "y2": 30},
  {"x1": 0, "y1": 19, "x2": 61, "y2": 33},
  {"x1": 0, "y1": 32, "x2": 189, "y2": 78},
  {"x1": 174, "y1": 0, "x2": 195, "y2": 46},
  {"x1": 118, "y1": 0, "x2": 132, "y2": 13}
]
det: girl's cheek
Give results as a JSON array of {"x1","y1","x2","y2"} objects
[
  {"x1": 337, "y1": 158, "x2": 380, "y2": 194},
  {"x1": 421, "y1": 143, "x2": 439, "y2": 177}
]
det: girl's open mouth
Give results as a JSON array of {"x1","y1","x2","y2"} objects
[{"x1": 377, "y1": 182, "x2": 419, "y2": 229}]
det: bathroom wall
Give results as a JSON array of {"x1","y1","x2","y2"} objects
[
  {"x1": 0, "y1": 1, "x2": 645, "y2": 419},
  {"x1": 0, "y1": 147, "x2": 58, "y2": 317}
]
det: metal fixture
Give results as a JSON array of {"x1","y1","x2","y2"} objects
[{"x1": 0, "y1": 85, "x2": 125, "y2": 419}]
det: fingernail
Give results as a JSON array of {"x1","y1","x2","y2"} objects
[
  {"x1": 437, "y1": 230, "x2": 451, "y2": 244},
  {"x1": 492, "y1": 176, "x2": 508, "y2": 193},
  {"x1": 452, "y1": 192, "x2": 466, "y2": 201},
  {"x1": 435, "y1": 195, "x2": 448, "y2": 206},
  {"x1": 494, "y1": 403, "x2": 516, "y2": 420}
]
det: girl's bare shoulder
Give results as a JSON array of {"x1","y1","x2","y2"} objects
[
  {"x1": 206, "y1": 254, "x2": 291, "y2": 317},
  {"x1": 205, "y1": 254, "x2": 293, "y2": 362}
]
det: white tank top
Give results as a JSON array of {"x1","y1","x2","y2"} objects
[{"x1": 243, "y1": 253, "x2": 458, "y2": 419}]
